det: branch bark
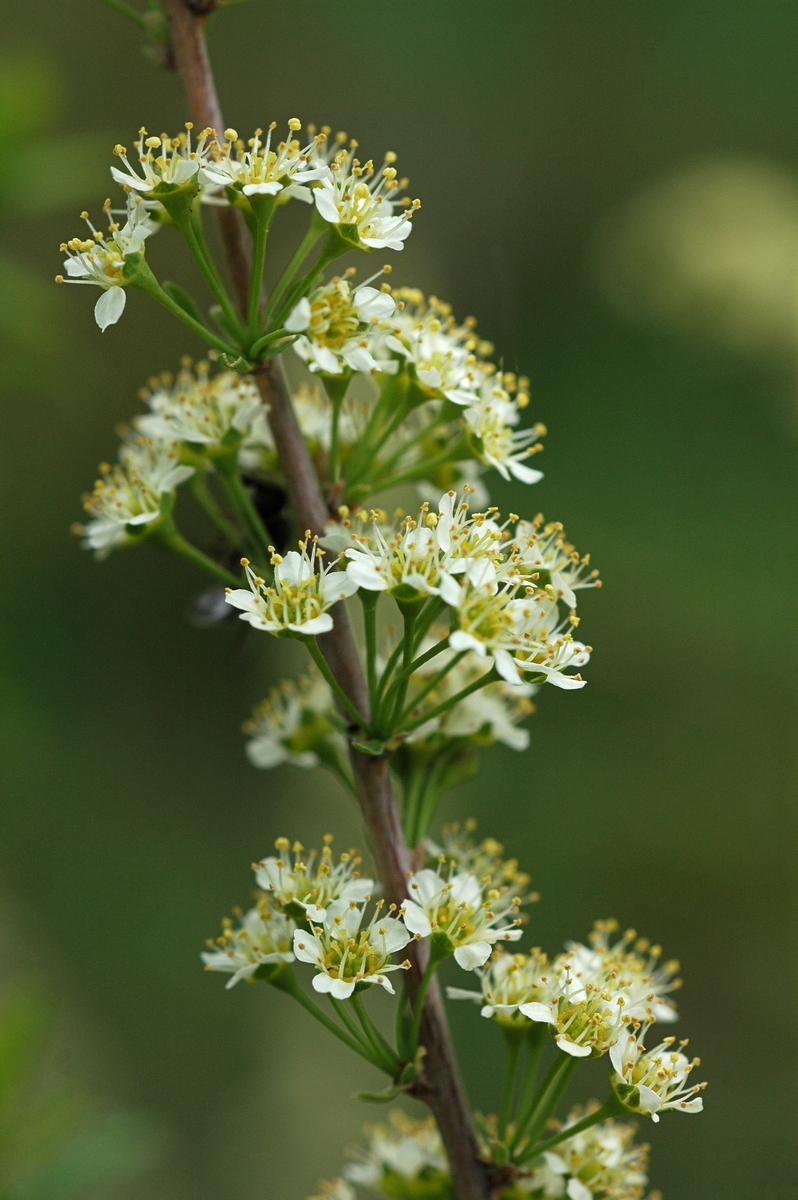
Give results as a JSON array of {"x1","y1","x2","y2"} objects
[{"x1": 161, "y1": 5, "x2": 496, "y2": 1196}]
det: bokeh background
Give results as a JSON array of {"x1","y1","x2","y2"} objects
[{"x1": 1, "y1": 2, "x2": 796, "y2": 1197}]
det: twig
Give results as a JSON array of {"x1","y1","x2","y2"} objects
[{"x1": 160, "y1": 5, "x2": 496, "y2": 1195}]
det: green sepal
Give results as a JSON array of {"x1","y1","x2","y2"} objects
[
  {"x1": 246, "y1": 191, "x2": 277, "y2": 225},
  {"x1": 324, "y1": 221, "x2": 363, "y2": 255},
  {"x1": 392, "y1": 586, "x2": 428, "y2": 608},
  {"x1": 121, "y1": 250, "x2": 147, "y2": 285},
  {"x1": 351, "y1": 738, "x2": 387, "y2": 757},
  {"x1": 611, "y1": 1077, "x2": 642, "y2": 1114},
  {"x1": 281, "y1": 899, "x2": 311, "y2": 925},
  {"x1": 429, "y1": 930, "x2": 455, "y2": 961},
  {"x1": 148, "y1": 177, "x2": 200, "y2": 226},
  {"x1": 162, "y1": 281, "x2": 204, "y2": 326}
]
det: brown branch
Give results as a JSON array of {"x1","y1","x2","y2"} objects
[{"x1": 161, "y1": 4, "x2": 497, "y2": 1196}]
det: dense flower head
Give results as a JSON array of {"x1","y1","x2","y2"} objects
[
  {"x1": 447, "y1": 946, "x2": 553, "y2": 1026},
  {"x1": 254, "y1": 834, "x2": 374, "y2": 923},
  {"x1": 224, "y1": 541, "x2": 357, "y2": 636},
  {"x1": 401, "y1": 854, "x2": 527, "y2": 971},
  {"x1": 287, "y1": 269, "x2": 397, "y2": 375},
  {"x1": 610, "y1": 1028, "x2": 706, "y2": 1122},
  {"x1": 293, "y1": 897, "x2": 413, "y2": 998},
  {"x1": 520, "y1": 1111, "x2": 652, "y2": 1200},
  {"x1": 343, "y1": 1110, "x2": 449, "y2": 1191},
  {"x1": 56, "y1": 194, "x2": 154, "y2": 329},
  {"x1": 76, "y1": 433, "x2": 194, "y2": 555},
  {"x1": 243, "y1": 668, "x2": 343, "y2": 770},
  {"x1": 135, "y1": 358, "x2": 264, "y2": 449},
  {"x1": 384, "y1": 289, "x2": 492, "y2": 404},
  {"x1": 404, "y1": 647, "x2": 536, "y2": 750},
  {"x1": 111, "y1": 122, "x2": 215, "y2": 194},
  {"x1": 201, "y1": 897, "x2": 295, "y2": 989},
  {"x1": 313, "y1": 141, "x2": 420, "y2": 250},
  {"x1": 201, "y1": 120, "x2": 330, "y2": 200}
]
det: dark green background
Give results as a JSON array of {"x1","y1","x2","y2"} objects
[{"x1": 1, "y1": 3, "x2": 795, "y2": 1197}]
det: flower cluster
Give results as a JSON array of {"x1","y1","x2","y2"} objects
[
  {"x1": 243, "y1": 668, "x2": 343, "y2": 770},
  {"x1": 293, "y1": 897, "x2": 413, "y2": 998},
  {"x1": 135, "y1": 358, "x2": 265, "y2": 450},
  {"x1": 225, "y1": 543, "x2": 357, "y2": 636},
  {"x1": 254, "y1": 835, "x2": 374, "y2": 922},
  {"x1": 519, "y1": 1111, "x2": 652, "y2": 1200},
  {"x1": 75, "y1": 433, "x2": 194, "y2": 555},
  {"x1": 325, "y1": 489, "x2": 595, "y2": 692},
  {"x1": 449, "y1": 917, "x2": 682, "y2": 1059},
  {"x1": 201, "y1": 897, "x2": 295, "y2": 989},
  {"x1": 312, "y1": 141, "x2": 420, "y2": 250},
  {"x1": 343, "y1": 1111, "x2": 449, "y2": 1192}
]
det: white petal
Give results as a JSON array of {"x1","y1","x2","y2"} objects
[
  {"x1": 288, "y1": 614, "x2": 334, "y2": 635},
  {"x1": 518, "y1": 1002, "x2": 554, "y2": 1023},
  {"x1": 417, "y1": 366, "x2": 442, "y2": 389},
  {"x1": 242, "y1": 181, "x2": 284, "y2": 196},
  {"x1": 94, "y1": 286, "x2": 126, "y2": 331},
  {"x1": 508, "y1": 461, "x2": 544, "y2": 485},
  {"x1": 554, "y1": 1036, "x2": 593, "y2": 1058},
  {"x1": 453, "y1": 942, "x2": 492, "y2": 970},
  {"x1": 567, "y1": 1178, "x2": 592, "y2": 1200},
  {"x1": 314, "y1": 185, "x2": 341, "y2": 224},
  {"x1": 285, "y1": 297, "x2": 311, "y2": 332},
  {"x1": 400, "y1": 900, "x2": 432, "y2": 938},
  {"x1": 292, "y1": 931, "x2": 322, "y2": 965}
]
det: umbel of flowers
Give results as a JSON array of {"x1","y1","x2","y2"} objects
[{"x1": 62, "y1": 67, "x2": 701, "y2": 1200}]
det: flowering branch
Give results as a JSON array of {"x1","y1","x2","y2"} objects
[{"x1": 159, "y1": 3, "x2": 497, "y2": 1197}]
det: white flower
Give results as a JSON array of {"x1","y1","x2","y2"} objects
[
  {"x1": 521, "y1": 1114, "x2": 651, "y2": 1200},
  {"x1": 343, "y1": 1111, "x2": 448, "y2": 1188},
  {"x1": 447, "y1": 946, "x2": 553, "y2": 1025},
  {"x1": 384, "y1": 289, "x2": 490, "y2": 404},
  {"x1": 135, "y1": 360, "x2": 265, "y2": 449},
  {"x1": 58, "y1": 195, "x2": 155, "y2": 329},
  {"x1": 293, "y1": 898, "x2": 412, "y2": 998},
  {"x1": 199, "y1": 120, "x2": 330, "y2": 200},
  {"x1": 77, "y1": 434, "x2": 194, "y2": 556},
  {"x1": 514, "y1": 517, "x2": 600, "y2": 610},
  {"x1": 463, "y1": 378, "x2": 546, "y2": 483},
  {"x1": 287, "y1": 274, "x2": 397, "y2": 375},
  {"x1": 224, "y1": 542, "x2": 357, "y2": 637},
  {"x1": 401, "y1": 865, "x2": 524, "y2": 970},
  {"x1": 254, "y1": 835, "x2": 374, "y2": 923},
  {"x1": 244, "y1": 669, "x2": 342, "y2": 770},
  {"x1": 111, "y1": 123, "x2": 215, "y2": 193},
  {"x1": 610, "y1": 1027, "x2": 706, "y2": 1122},
  {"x1": 313, "y1": 145, "x2": 419, "y2": 250},
  {"x1": 201, "y1": 899, "x2": 295, "y2": 989}
]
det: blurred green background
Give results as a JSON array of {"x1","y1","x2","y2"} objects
[{"x1": 1, "y1": 2, "x2": 796, "y2": 1197}]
